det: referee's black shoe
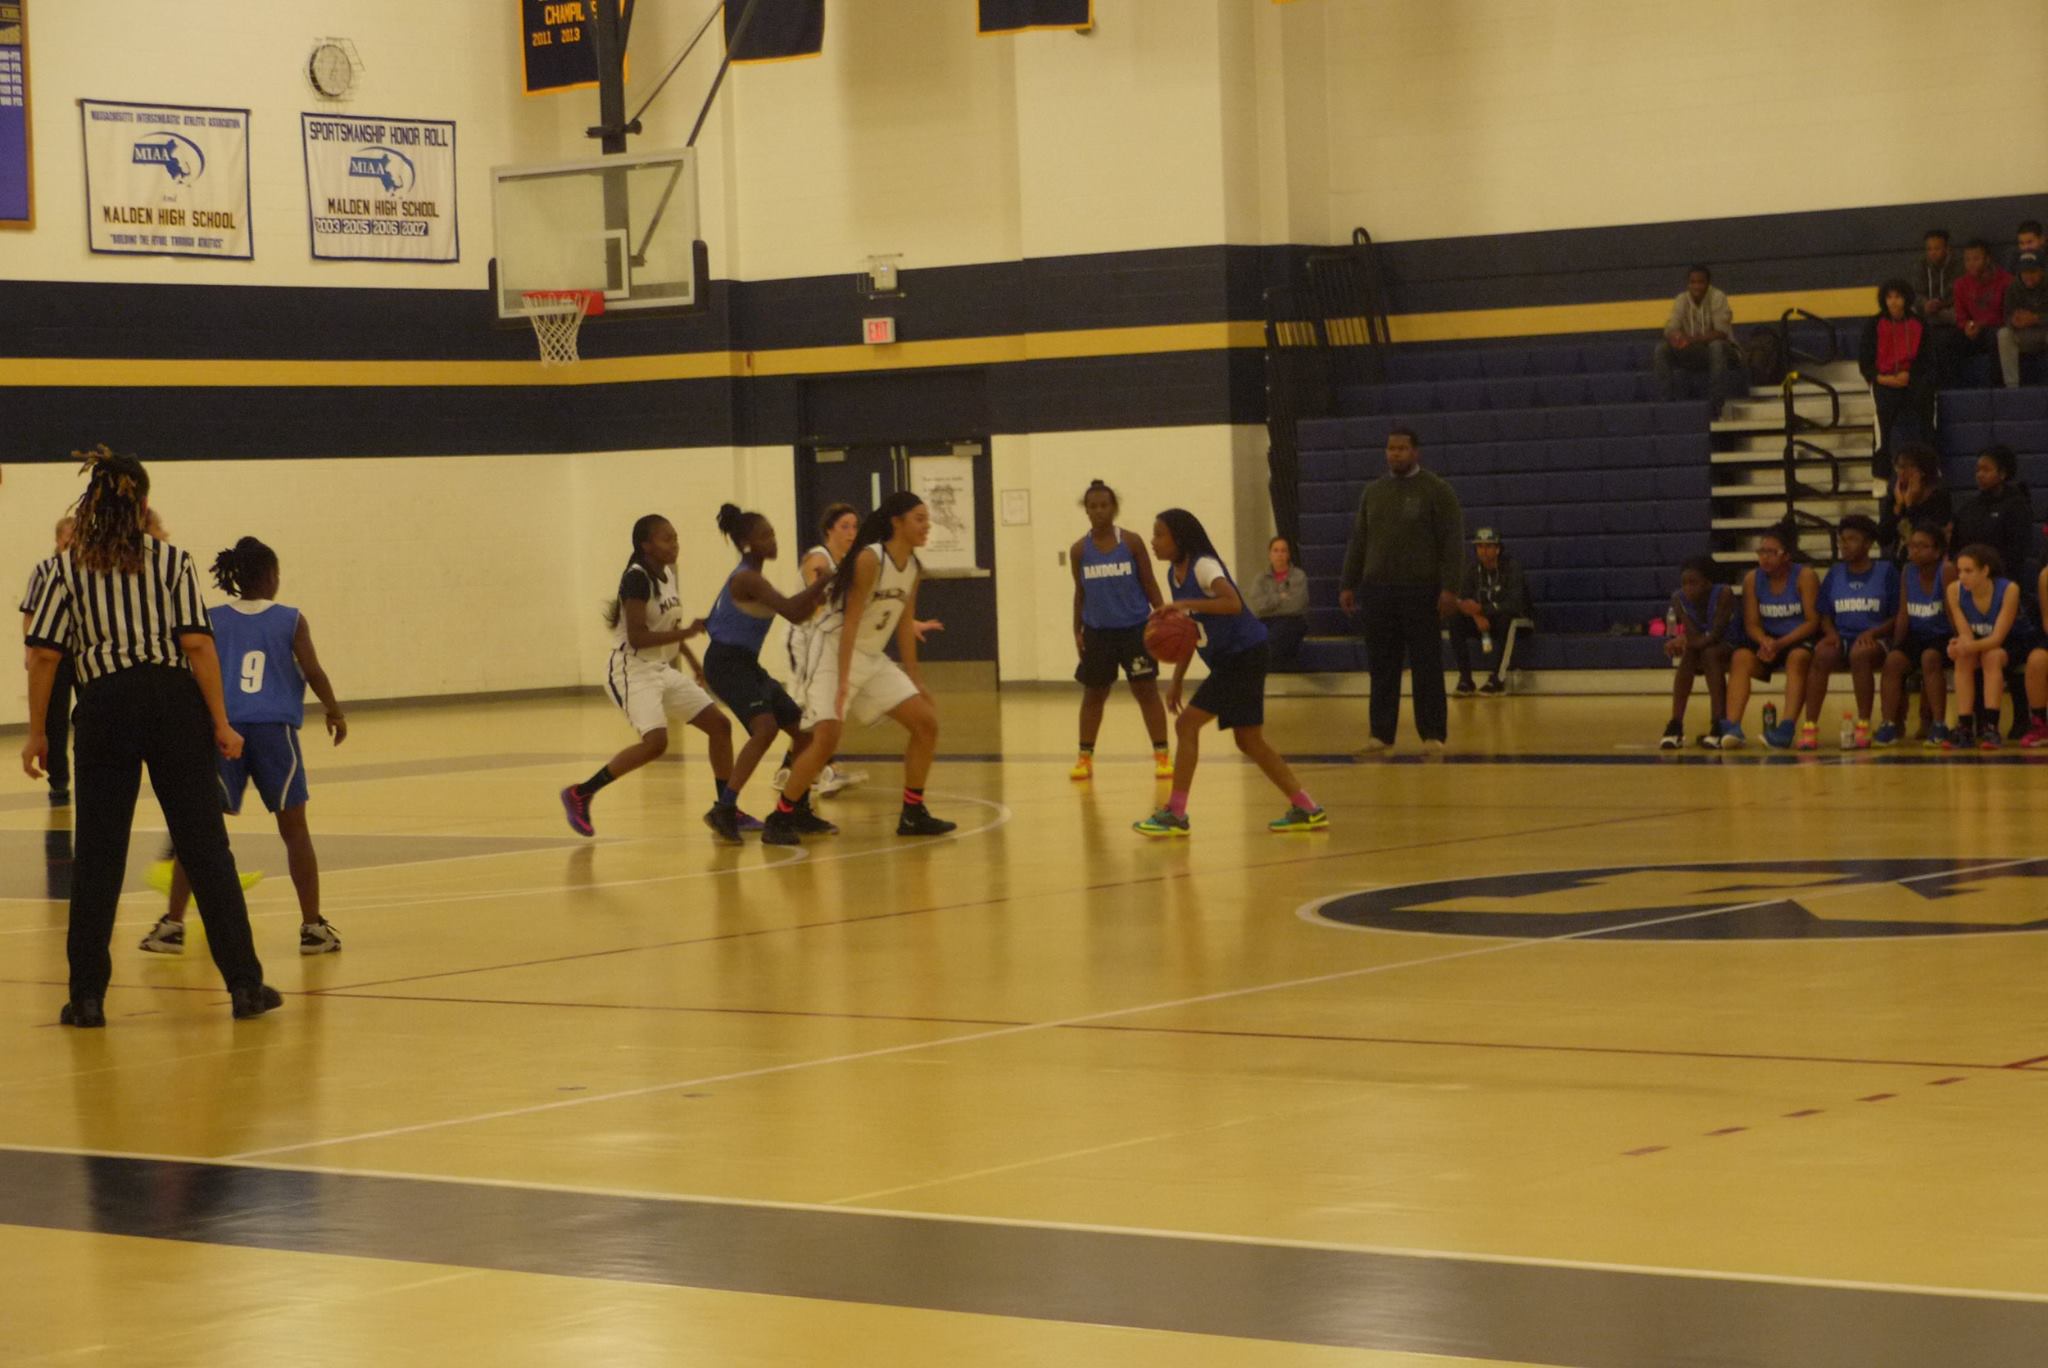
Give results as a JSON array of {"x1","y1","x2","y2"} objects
[
  {"x1": 230, "y1": 984, "x2": 284, "y2": 1019},
  {"x1": 897, "y1": 805, "x2": 957, "y2": 837},
  {"x1": 790, "y1": 796, "x2": 837, "y2": 837},
  {"x1": 59, "y1": 997, "x2": 105, "y2": 1028}
]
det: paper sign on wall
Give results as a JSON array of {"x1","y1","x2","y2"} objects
[
  {"x1": 909, "y1": 455, "x2": 978, "y2": 573},
  {"x1": 81, "y1": 99, "x2": 251, "y2": 259},
  {"x1": 302, "y1": 113, "x2": 457, "y2": 261}
]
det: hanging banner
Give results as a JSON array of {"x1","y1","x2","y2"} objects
[
  {"x1": 978, "y1": 0, "x2": 1093, "y2": 34},
  {"x1": 80, "y1": 99, "x2": 250, "y2": 259},
  {"x1": 727, "y1": 0, "x2": 824, "y2": 63},
  {"x1": 0, "y1": 0, "x2": 31, "y2": 228},
  {"x1": 301, "y1": 113, "x2": 457, "y2": 262},
  {"x1": 523, "y1": 0, "x2": 631, "y2": 95}
]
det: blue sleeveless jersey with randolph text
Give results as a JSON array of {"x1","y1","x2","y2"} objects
[
  {"x1": 1173, "y1": 556, "x2": 1267, "y2": 664},
  {"x1": 707, "y1": 561, "x2": 774, "y2": 656},
  {"x1": 1819, "y1": 560, "x2": 1897, "y2": 636},
  {"x1": 1078, "y1": 530, "x2": 1153, "y2": 630}
]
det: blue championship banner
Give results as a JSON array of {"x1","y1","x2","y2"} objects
[
  {"x1": 0, "y1": 0, "x2": 30, "y2": 228},
  {"x1": 80, "y1": 99, "x2": 251, "y2": 259},
  {"x1": 301, "y1": 113, "x2": 457, "y2": 262}
]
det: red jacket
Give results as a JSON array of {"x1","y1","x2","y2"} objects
[
  {"x1": 1954, "y1": 267, "x2": 2011, "y2": 329},
  {"x1": 1875, "y1": 316, "x2": 1923, "y2": 374}
]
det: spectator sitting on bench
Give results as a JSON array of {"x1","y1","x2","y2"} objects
[
  {"x1": 1245, "y1": 536, "x2": 1309, "y2": 670},
  {"x1": 1653, "y1": 265, "x2": 1741, "y2": 415},
  {"x1": 1998, "y1": 252, "x2": 2047, "y2": 388},
  {"x1": 1450, "y1": 528, "x2": 1531, "y2": 697},
  {"x1": 2017, "y1": 220, "x2": 2045, "y2": 267}
]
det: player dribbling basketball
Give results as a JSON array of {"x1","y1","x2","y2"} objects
[{"x1": 1134, "y1": 509, "x2": 1325, "y2": 838}]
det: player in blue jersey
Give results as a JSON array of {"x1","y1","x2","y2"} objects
[
  {"x1": 1069, "y1": 480, "x2": 1171, "y2": 781},
  {"x1": 1133, "y1": 509, "x2": 1324, "y2": 838},
  {"x1": 1660, "y1": 555, "x2": 1740, "y2": 749},
  {"x1": 700, "y1": 503, "x2": 838, "y2": 844},
  {"x1": 1801, "y1": 515, "x2": 1899, "y2": 750},
  {"x1": 141, "y1": 538, "x2": 347, "y2": 956},
  {"x1": 1720, "y1": 526, "x2": 1820, "y2": 749},
  {"x1": 1944, "y1": 543, "x2": 2030, "y2": 751},
  {"x1": 1878, "y1": 521, "x2": 1956, "y2": 747}
]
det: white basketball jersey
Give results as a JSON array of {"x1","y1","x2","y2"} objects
[
  {"x1": 853, "y1": 542, "x2": 917, "y2": 656},
  {"x1": 613, "y1": 563, "x2": 685, "y2": 666}
]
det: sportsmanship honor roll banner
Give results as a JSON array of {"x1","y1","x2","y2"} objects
[
  {"x1": 80, "y1": 99, "x2": 250, "y2": 258},
  {"x1": 301, "y1": 113, "x2": 457, "y2": 261}
]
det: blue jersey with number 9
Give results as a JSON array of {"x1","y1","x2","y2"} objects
[{"x1": 210, "y1": 602, "x2": 305, "y2": 727}]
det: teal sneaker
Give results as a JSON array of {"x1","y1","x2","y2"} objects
[
  {"x1": 1268, "y1": 805, "x2": 1329, "y2": 832},
  {"x1": 1133, "y1": 808, "x2": 1190, "y2": 838}
]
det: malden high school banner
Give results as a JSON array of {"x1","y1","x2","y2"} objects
[
  {"x1": 302, "y1": 113, "x2": 457, "y2": 262},
  {"x1": 80, "y1": 99, "x2": 250, "y2": 259}
]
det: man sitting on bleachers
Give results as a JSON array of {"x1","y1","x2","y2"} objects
[
  {"x1": 1954, "y1": 239, "x2": 2011, "y2": 383},
  {"x1": 1653, "y1": 265, "x2": 1740, "y2": 415},
  {"x1": 1998, "y1": 252, "x2": 2047, "y2": 389}
]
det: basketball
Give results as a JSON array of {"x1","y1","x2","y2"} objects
[{"x1": 1145, "y1": 610, "x2": 1200, "y2": 664}]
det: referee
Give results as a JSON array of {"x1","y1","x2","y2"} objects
[
  {"x1": 18, "y1": 514, "x2": 75, "y2": 806},
  {"x1": 20, "y1": 447, "x2": 278, "y2": 1028}
]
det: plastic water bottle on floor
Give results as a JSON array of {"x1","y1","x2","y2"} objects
[
  {"x1": 1840, "y1": 710, "x2": 1856, "y2": 750},
  {"x1": 1664, "y1": 607, "x2": 1681, "y2": 667},
  {"x1": 1763, "y1": 702, "x2": 1777, "y2": 731}
]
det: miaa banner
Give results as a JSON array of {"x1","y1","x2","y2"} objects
[
  {"x1": 81, "y1": 99, "x2": 251, "y2": 259},
  {"x1": 302, "y1": 113, "x2": 457, "y2": 262}
]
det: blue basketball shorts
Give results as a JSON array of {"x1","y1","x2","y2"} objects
[{"x1": 217, "y1": 723, "x2": 310, "y2": 815}]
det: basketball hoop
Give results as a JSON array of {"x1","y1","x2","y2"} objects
[{"x1": 521, "y1": 290, "x2": 605, "y2": 366}]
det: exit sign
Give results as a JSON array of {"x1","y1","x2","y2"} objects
[{"x1": 863, "y1": 317, "x2": 896, "y2": 345}]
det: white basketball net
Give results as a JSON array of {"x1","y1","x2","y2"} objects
[{"x1": 524, "y1": 292, "x2": 597, "y2": 367}]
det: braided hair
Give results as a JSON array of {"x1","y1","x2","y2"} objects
[
  {"x1": 603, "y1": 513, "x2": 671, "y2": 629},
  {"x1": 827, "y1": 491, "x2": 922, "y2": 607},
  {"x1": 69, "y1": 445, "x2": 151, "y2": 574},
  {"x1": 211, "y1": 537, "x2": 279, "y2": 600}
]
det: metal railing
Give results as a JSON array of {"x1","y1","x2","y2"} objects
[{"x1": 1775, "y1": 369, "x2": 1847, "y2": 560}]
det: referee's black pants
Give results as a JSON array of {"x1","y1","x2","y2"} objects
[
  {"x1": 69, "y1": 665, "x2": 264, "y2": 1002},
  {"x1": 1360, "y1": 584, "x2": 1449, "y2": 745}
]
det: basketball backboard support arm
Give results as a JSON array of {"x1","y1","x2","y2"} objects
[{"x1": 687, "y1": 0, "x2": 759, "y2": 148}]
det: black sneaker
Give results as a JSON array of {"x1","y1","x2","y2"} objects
[
  {"x1": 48, "y1": 788, "x2": 70, "y2": 808},
  {"x1": 703, "y1": 804, "x2": 743, "y2": 846},
  {"x1": 559, "y1": 785, "x2": 594, "y2": 837},
  {"x1": 230, "y1": 984, "x2": 284, "y2": 1019},
  {"x1": 59, "y1": 996, "x2": 105, "y2": 1028},
  {"x1": 1659, "y1": 719, "x2": 1683, "y2": 750},
  {"x1": 1454, "y1": 678, "x2": 1477, "y2": 696},
  {"x1": 760, "y1": 808, "x2": 802, "y2": 846},
  {"x1": 1479, "y1": 677, "x2": 1505, "y2": 695},
  {"x1": 790, "y1": 799, "x2": 838, "y2": 837},
  {"x1": 897, "y1": 805, "x2": 957, "y2": 837}
]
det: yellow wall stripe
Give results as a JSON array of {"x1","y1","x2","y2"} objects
[{"x1": 0, "y1": 293, "x2": 1860, "y2": 389}]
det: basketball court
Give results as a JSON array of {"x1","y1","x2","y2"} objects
[
  {"x1": 5, "y1": 688, "x2": 2048, "y2": 1366},
  {"x1": 7, "y1": 1, "x2": 2048, "y2": 1364}
]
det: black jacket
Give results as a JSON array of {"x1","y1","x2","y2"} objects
[
  {"x1": 1952, "y1": 482, "x2": 2038, "y2": 582},
  {"x1": 1459, "y1": 554, "x2": 1531, "y2": 619}
]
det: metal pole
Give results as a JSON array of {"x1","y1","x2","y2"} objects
[
  {"x1": 686, "y1": 0, "x2": 762, "y2": 149},
  {"x1": 629, "y1": 0, "x2": 725, "y2": 129}
]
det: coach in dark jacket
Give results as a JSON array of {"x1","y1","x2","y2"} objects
[{"x1": 1337, "y1": 426, "x2": 1464, "y2": 752}]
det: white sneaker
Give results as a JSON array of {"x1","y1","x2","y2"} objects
[
  {"x1": 1420, "y1": 739, "x2": 1446, "y2": 756},
  {"x1": 836, "y1": 766, "x2": 869, "y2": 788},
  {"x1": 1354, "y1": 738, "x2": 1389, "y2": 756},
  {"x1": 814, "y1": 765, "x2": 850, "y2": 797},
  {"x1": 771, "y1": 766, "x2": 792, "y2": 790},
  {"x1": 139, "y1": 916, "x2": 185, "y2": 955},
  {"x1": 299, "y1": 919, "x2": 342, "y2": 955}
]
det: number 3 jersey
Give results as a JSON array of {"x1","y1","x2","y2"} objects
[{"x1": 211, "y1": 600, "x2": 306, "y2": 727}]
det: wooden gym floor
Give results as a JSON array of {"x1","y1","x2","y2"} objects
[{"x1": 4, "y1": 684, "x2": 2047, "y2": 1367}]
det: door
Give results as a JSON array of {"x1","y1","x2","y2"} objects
[{"x1": 796, "y1": 440, "x2": 997, "y2": 663}]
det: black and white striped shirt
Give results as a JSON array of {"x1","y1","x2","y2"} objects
[
  {"x1": 17, "y1": 556, "x2": 56, "y2": 616},
  {"x1": 22, "y1": 537, "x2": 214, "y2": 684}
]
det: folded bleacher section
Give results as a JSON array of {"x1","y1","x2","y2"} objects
[
  {"x1": 1937, "y1": 387, "x2": 2048, "y2": 496},
  {"x1": 1294, "y1": 337, "x2": 1712, "y2": 672}
]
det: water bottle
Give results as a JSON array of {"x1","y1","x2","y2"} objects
[
  {"x1": 1762, "y1": 702, "x2": 1777, "y2": 731},
  {"x1": 1665, "y1": 607, "x2": 1681, "y2": 666},
  {"x1": 1481, "y1": 629, "x2": 1493, "y2": 655},
  {"x1": 1840, "y1": 710, "x2": 1856, "y2": 750}
]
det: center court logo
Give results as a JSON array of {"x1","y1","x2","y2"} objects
[
  {"x1": 132, "y1": 134, "x2": 205, "y2": 186},
  {"x1": 1308, "y1": 859, "x2": 2048, "y2": 940},
  {"x1": 347, "y1": 146, "x2": 416, "y2": 194}
]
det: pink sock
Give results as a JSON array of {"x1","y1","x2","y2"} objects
[
  {"x1": 1290, "y1": 790, "x2": 1316, "y2": 812},
  {"x1": 1167, "y1": 789, "x2": 1189, "y2": 816}
]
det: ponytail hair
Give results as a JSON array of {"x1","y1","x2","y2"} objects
[
  {"x1": 1079, "y1": 479, "x2": 1119, "y2": 511},
  {"x1": 818, "y1": 501, "x2": 858, "y2": 541},
  {"x1": 1153, "y1": 507, "x2": 1220, "y2": 567},
  {"x1": 716, "y1": 502, "x2": 767, "y2": 553},
  {"x1": 827, "y1": 490, "x2": 923, "y2": 607},
  {"x1": 1958, "y1": 542, "x2": 2004, "y2": 577},
  {"x1": 211, "y1": 536, "x2": 278, "y2": 599},
  {"x1": 69, "y1": 444, "x2": 151, "y2": 574},
  {"x1": 603, "y1": 513, "x2": 670, "y2": 629}
]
